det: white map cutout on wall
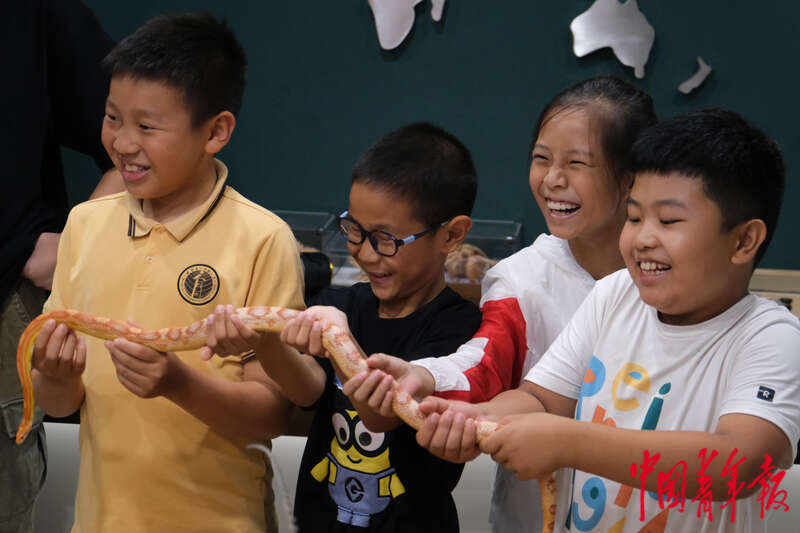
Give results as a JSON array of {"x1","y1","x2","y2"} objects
[
  {"x1": 678, "y1": 56, "x2": 712, "y2": 94},
  {"x1": 368, "y1": 0, "x2": 446, "y2": 50},
  {"x1": 570, "y1": 0, "x2": 655, "y2": 79},
  {"x1": 430, "y1": 0, "x2": 446, "y2": 21}
]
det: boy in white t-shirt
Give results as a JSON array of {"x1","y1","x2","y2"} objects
[{"x1": 421, "y1": 108, "x2": 800, "y2": 532}]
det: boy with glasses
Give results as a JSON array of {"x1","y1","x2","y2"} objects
[
  {"x1": 214, "y1": 122, "x2": 481, "y2": 532},
  {"x1": 338, "y1": 210, "x2": 451, "y2": 257}
]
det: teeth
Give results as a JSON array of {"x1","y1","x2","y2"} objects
[
  {"x1": 124, "y1": 164, "x2": 146, "y2": 172},
  {"x1": 547, "y1": 200, "x2": 579, "y2": 211},
  {"x1": 640, "y1": 261, "x2": 670, "y2": 272}
]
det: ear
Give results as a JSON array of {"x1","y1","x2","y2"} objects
[
  {"x1": 730, "y1": 219, "x2": 767, "y2": 265},
  {"x1": 440, "y1": 215, "x2": 472, "y2": 253},
  {"x1": 204, "y1": 111, "x2": 237, "y2": 155},
  {"x1": 620, "y1": 171, "x2": 635, "y2": 192}
]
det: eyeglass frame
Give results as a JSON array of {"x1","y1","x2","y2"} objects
[{"x1": 338, "y1": 210, "x2": 450, "y2": 257}]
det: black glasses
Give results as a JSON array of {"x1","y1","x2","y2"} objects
[{"x1": 338, "y1": 210, "x2": 448, "y2": 257}]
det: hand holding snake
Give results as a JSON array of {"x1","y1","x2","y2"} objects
[{"x1": 16, "y1": 306, "x2": 557, "y2": 533}]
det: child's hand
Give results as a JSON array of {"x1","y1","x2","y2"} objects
[
  {"x1": 200, "y1": 304, "x2": 267, "y2": 361},
  {"x1": 31, "y1": 319, "x2": 86, "y2": 383},
  {"x1": 105, "y1": 338, "x2": 182, "y2": 398},
  {"x1": 366, "y1": 353, "x2": 432, "y2": 399},
  {"x1": 280, "y1": 306, "x2": 349, "y2": 358},
  {"x1": 415, "y1": 397, "x2": 487, "y2": 463},
  {"x1": 479, "y1": 412, "x2": 564, "y2": 480},
  {"x1": 341, "y1": 369, "x2": 397, "y2": 418},
  {"x1": 341, "y1": 353, "x2": 435, "y2": 419}
]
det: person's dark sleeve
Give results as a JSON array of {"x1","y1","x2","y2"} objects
[{"x1": 45, "y1": 0, "x2": 115, "y2": 172}]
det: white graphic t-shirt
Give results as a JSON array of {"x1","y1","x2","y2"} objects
[{"x1": 527, "y1": 270, "x2": 800, "y2": 533}]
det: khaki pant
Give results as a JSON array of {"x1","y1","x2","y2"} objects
[{"x1": 0, "y1": 280, "x2": 48, "y2": 533}]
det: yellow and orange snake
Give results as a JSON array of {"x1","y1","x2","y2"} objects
[{"x1": 16, "y1": 307, "x2": 556, "y2": 532}]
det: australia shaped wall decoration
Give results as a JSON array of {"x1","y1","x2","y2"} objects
[{"x1": 570, "y1": 0, "x2": 655, "y2": 79}]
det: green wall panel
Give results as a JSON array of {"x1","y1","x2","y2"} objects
[{"x1": 64, "y1": 1, "x2": 799, "y2": 267}]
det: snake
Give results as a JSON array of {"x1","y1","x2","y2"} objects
[{"x1": 16, "y1": 306, "x2": 557, "y2": 532}]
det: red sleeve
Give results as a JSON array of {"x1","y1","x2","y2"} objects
[{"x1": 436, "y1": 297, "x2": 528, "y2": 402}]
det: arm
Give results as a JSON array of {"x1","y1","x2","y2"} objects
[
  {"x1": 481, "y1": 294, "x2": 800, "y2": 497},
  {"x1": 344, "y1": 290, "x2": 485, "y2": 434},
  {"x1": 341, "y1": 303, "x2": 488, "y2": 432},
  {"x1": 88, "y1": 168, "x2": 125, "y2": 199},
  {"x1": 23, "y1": 4, "x2": 116, "y2": 291},
  {"x1": 166, "y1": 357, "x2": 291, "y2": 441},
  {"x1": 349, "y1": 347, "x2": 494, "y2": 431},
  {"x1": 366, "y1": 353, "x2": 436, "y2": 399},
  {"x1": 23, "y1": 168, "x2": 123, "y2": 290},
  {"x1": 481, "y1": 411, "x2": 792, "y2": 500},
  {"x1": 413, "y1": 380, "x2": 576, "y2": 462},
  {"x1": 410, "y1": 281, "x2": 600, "y2": 463},
  {"x1": 254, "y1": 321, "x2": 327, "y2": 407},
  {"x1": 454, "y1": 380, "x2": 575, "y2": 420},
  {"x1": 199, "y1": 305, "x2": 327, "y2": 408},
  {"x1": 275, "y1": 308, "x2": 420, "y2": 433},
  {"x1": 106, "y1": 336, "x2": 289, "y2": 441},
  {"x1": 413, "y1": 268, "x2": 529, "y2": 402},
  {"x1": 327, "y1": 352, "x2": 436, "y2": 433},
  {"x1": 276, "y1": 306, "x2": 389, "y2": 420},
  {"x1": 107, "y1": 221, "x2": 309, "y2": 442}
]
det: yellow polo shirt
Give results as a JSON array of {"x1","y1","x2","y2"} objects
[{"x1": 45, "y1": 160, "x2": 304, "y2": 533}]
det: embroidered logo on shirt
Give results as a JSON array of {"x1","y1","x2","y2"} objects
[
  {"x1": 756, "y1": 385, "x2": 775, "y2": 402},
  {"x1": 177, "y1": 264, "x2": 220, "y2": 305}
]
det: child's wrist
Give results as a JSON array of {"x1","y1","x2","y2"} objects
[
  {"x1": 162, "y1": 352, "x2": 189, "y2": 397},
  {"x1": 555, "y1": 417, "x2": 584, "y2": 469},
  {"x1": 253, "y1": 330, "x2": 280, "y2": 352},
  {"x1": 416, "y1": 366, "x2": 436, "y2": 397}
]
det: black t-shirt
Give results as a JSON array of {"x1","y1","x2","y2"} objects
[
  {"x1": 0, "y1": 0, "x2": 114, "y2": 303},
  {"x1": 295, "y1": 283, "x2": 481, "y2": 533}
]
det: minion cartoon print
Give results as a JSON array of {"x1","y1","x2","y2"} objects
[{"x1": 310, "y1": 408, "x2": 405, "y2": 527}]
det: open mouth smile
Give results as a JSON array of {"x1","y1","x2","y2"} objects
[
  {"x1": 638, "y1": 261, "x2": 671, "y2": 275},
  {"x1": 119, "y1": 162, "x2": 151, "y2": 181},
  {"x1": 546, "y1": 199, "x2": 580, "y2": 216}
]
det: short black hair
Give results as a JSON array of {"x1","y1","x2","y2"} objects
[
  {"x1": 352, "y1": 123, "x2": 478, "y2": 228},
  {"x1": 630, "y1": 108, "x2": 785, "y2": 265},
  {"x1": 101, "y1": 13, "x2": 246, "y2": 127},
  {"x1": 532, "y1": 76, "x2": 657, "y2": 187}
]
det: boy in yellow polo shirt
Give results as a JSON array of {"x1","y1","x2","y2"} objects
[{"x1": 28, "y1": 13, "x2": 303, "y2": 533}]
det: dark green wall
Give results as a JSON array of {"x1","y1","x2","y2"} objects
[{"x1": 65, "y1": 1, "x2": 799, "y2": 268}]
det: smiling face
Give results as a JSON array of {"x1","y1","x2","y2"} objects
[
  {"x1": 619, "y1": 172, "x2": 747, "y2": 325},
  {"x1": 101, "y1": 76, "x2": 218, "y2": 220},
  {"x1": 346, "y1": 182, "x2": 448, "y2": 318},
  {"x1": 529, "y1": 108, "x2": 627, "y2": 246}
]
